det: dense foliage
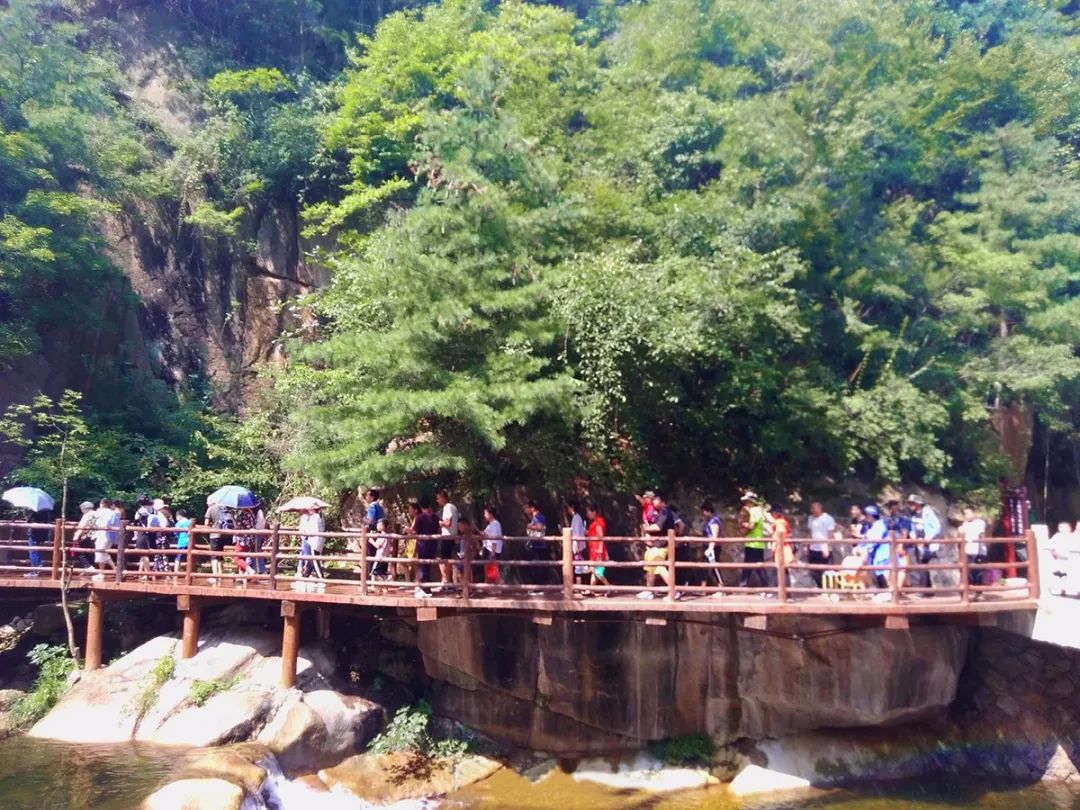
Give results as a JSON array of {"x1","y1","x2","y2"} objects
[
  {"x1": 288, "y1": 0, "x2": 1080, "y2": 504},
  {"x1": 1, "y1": 0, "x2": 1078, "y2": 513}
]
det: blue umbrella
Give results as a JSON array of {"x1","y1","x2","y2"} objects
[
  {"x1": 208, "y1": 485, "x2": 259, "y2": 509},
  {"x1": 1, "y1": 487, "x2": 55, "y2": 512}
]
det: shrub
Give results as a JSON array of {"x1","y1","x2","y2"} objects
[
  {"x1": 128, "y1": 652, "x2": 176, "y2": 718},
  {"x1": 367, "y1": 701, "x2": 475, "y2": 763},
  {"x1": 189, "y1": 675, "x2": 239, "y2": 707},
  {"x1": 10, "y1": 644, "x2": 76, "y2": 729},
  {"x1": 651, "y1": 734, "x2": 716, "y2": 767}
]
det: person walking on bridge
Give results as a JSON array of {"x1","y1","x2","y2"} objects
[
  {"x1": 702, "y1": 503, "x2": 723, "y2": 590},
  {"x1": 960, "y1": 506, "x2": 987, "y2": 590},
  {"x1": 585, "y1": 503, "x2": 610, "y2": 593},
  {"x1": 524, "y1": 500, "x2": 550, "y2": 588},
  {"x1": 739, "y1": 492, "x2": 770, "y2": 589},
  {"x1": 807, "y1": 502, "x2": 835, "y2": 587},
  {"x1": 436, "y1": 490, "x2": 459, "y2": 587}
]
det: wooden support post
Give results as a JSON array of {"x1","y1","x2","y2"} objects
[
  {"x1": 462, "y1": 530, "x2": 473, "y2": 600},
  {"x1": 1025, "y1": 529, "x2": 1040, "y2": 600},
  {"x1": 179, "y1": 596, "x2": 201, "y2": 660},
  {"x1": 359, "y1": 527, "x2": 368, "y2": 597},
  {"x1": 562, "y1": 527, "x2": 573, "y2": 600},
  {"x1": 185, "y1": 527, "x2": 196, "y2": 586},
  {"x1": 317, "y1": 607, "x2": 331, "y2": 640},
  {"x1": 416, "y1": 607, "x2": 438, "y2": 622},
  {"x1": 960, "y1": 550, "x2": 970, "y2": 605},
  {"x1": 280, "y1": 601, "x2": 300, "y2": 689},
  {"x1": 889, "y1": 536, "x2": 901, "y2": 604},
  {"x1": 115, "y1": 521, "x2": 128, "y2": 584},
  {"x1": 50, "y1": 518, "x2": 63, "y2": 581},
  {"x1": 269, "y1": 523, "x2": 280, "y2": 590},
  {"x1": 667, "y1": 530, "x2": 677, "y2": 601},
  {"x1": 84, "y1": 593, "x2": 105, "y2": 672},
  {"x1": 884, "y1": 615, "x2": 910, "y2": 631},
  {"x1": 744, "y1": 615, "x2": 768, "y2": 631},
  {"x1": 777, "y1": 541, "x2": 788, "y2": 603}
]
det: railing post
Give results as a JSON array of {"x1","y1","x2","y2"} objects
[
  {"x1": 269, "y1": 523, "x2": 280, "y2": 590},
  {"x1": 667, "y1": 529, "x2": 677, "y2": 601},
  {"x1": 890, "y1": 536, "x2": 901, "y2": 604},
  {"x1": 777, "y1": 537, "x2": 788, "y2": 603},
  {"x1": 1025, "y1": 529, "x2": 1040, "y2": 600},
  {"x1": 50, "y1": 518, "x2": 63, "y2": 581},
  {"x1": 462, "y1": 530, "x2": 473, "y2": 600},
  {"x1": 562, "y1": 527, "x2": 573, "y2": 599},
  {"x1": 185, "y1": 526, "x2": 196, "y2": 586},
  {"x1": 115, "y1": 521, "x2": 128, "y2": 584},
  {"x1": 360, "y1": 527, "x2": 369, "y2": 597},
  {"x1": 960, "y1": 546, "x2": 970, "y2": 605}
]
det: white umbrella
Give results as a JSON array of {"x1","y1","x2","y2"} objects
[
  {"x1": 1, "y1": 486, "x2": 55, "y2": 512},
  {"x1": 278, "y1": 496, "x2": 331, "y2": 512}
]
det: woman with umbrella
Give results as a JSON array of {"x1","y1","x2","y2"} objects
[
  {"x1": 2, "y1": 487, "x2": 54, "y2": 577},
  {"x1": 205, "y1": 486, "x2": 259, "y2": 583}
]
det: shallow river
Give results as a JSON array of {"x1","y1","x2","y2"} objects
[{"x1": 1, "y1": 736, "x2": 1077, "y2": 810}]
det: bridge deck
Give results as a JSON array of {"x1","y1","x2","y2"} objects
[{"x1": 0, "y1": 572, "x2": 1037, "y2": 616}]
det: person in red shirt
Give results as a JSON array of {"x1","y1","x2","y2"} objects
[
  {"x1": 636, "y1": 490, "x2": 658, "y2": 532},
  {"x1": 585, "y1": 503, "x2": 611, "y2": 593}
]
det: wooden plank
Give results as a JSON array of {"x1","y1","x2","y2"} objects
[
  {"x1": 884, "y1": 615, "x2": 909, "y2": 631},
  {"x1": 645, "y1": 617, "x2": 667, "y2": 626},
  {"x1": 744, "y1": 615, "x2": 768, "y2": 630},
  {"x1": 533, "y1": 614, "x2": 553, "y2": 626},
  {"x1": 416, "y1": 607, "x2": 438, "y2": 622}
]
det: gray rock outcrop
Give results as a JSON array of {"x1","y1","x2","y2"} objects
[{"x1": 30, "y1": 629, "x2": 383, "y2": 774}]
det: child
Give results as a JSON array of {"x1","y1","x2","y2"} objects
[{"x1": 173, "y1": 510, "x2": 191, "y2": 573}]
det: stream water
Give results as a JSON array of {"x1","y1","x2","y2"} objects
[{"x1": 0, "y1": 736, "x2": 1077, "y2": 810}]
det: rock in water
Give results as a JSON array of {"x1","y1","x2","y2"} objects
[
  {"x1": 140, "y1": 778, "x2": 245, "y2": 810},
  {"x1": 319, "y1": 752, "x2": 501, "y2": 803},
  {"x1": 729, "y1": 764, "x2": 812, "y2": 796}
]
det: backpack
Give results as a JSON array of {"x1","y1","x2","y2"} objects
[
  {"x1": 215, "y1": 507, "x2": 235, "y2": 532},
  {"x1": 673, "y1": 512, "x2": 688, "y2": 537}
]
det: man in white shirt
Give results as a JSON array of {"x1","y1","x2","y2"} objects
[
  {"x1": 807, "y1": 502, "x2": 836, "y2": 587},
  {"x1": 92, "y1": 499, "x2": 118, "y2": 573},
  {"x1": 959, "y1": 506, "x2": 987, "y2": 587},
  {"x1": 436, "y1": 490, "x2": 460, "y2": 585}
]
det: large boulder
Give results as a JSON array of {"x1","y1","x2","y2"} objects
[
  {"x1": 418, "y1": 614, "x2": 969, "y2": 752},
  {"x1": 319, "y1": 752, "x2": 501, "y2": 804},
  {"x1": 30, "y1": 626, "x2": 383, "y2": 759},
  {"x1": 256, "y1": 689, "x2": 383, "y2": 775},
  {"x1": 140, "y1": 779, "x2": 245, "y2": 810}
]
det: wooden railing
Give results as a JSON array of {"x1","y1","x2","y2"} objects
[{"x1": 0, "y1": 520, "x2": 1041, "y2": 608}]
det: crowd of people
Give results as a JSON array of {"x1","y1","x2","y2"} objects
[{"x1": 8, "y1": 486, "x2": 1012, "y2": 602}]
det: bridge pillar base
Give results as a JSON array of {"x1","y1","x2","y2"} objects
[
  {"x1": 178, "y1": 596, "x2": 202, "y2": 659},
  {"x1": 84, "y1": 593, "x2": 105, "y2": 672},
  {"x1": 280, "y1": 601, "x2": 300, "y2": 689}
]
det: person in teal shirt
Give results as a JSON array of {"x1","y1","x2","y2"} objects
[{"x1": 173, "y1": 510, "x2": 192, "y2": 573}]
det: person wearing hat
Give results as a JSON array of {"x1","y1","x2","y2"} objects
[
  {"x1": 739, "y1": 491, "x2": 771, "y2": 589},
  {"x1": 133, "y1": 494, "x2": 154, "y2": 577},
  {"x1": 72, "y1": 501, "x2": 98, "y2": 570},
  {"x1": 633, "y1": 491, "x2": 657, "y2": 534},
  {"x1": 907, "y1": 493, "x2": 943, "y2": 589},
  {"x1": 148, "y1": 497, "x2": 172, "y2": 573}
]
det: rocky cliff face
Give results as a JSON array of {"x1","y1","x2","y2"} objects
[
  {"x1": 417, "y1": 614, "x2": 969, "y2": 753},
  {"x1": 101, "y1": 198, "x2": 324, "y2": 409}
]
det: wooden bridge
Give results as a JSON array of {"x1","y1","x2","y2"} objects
[{"x1": 0, "y1": 520, "x2": 1040, "y2": 689}]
